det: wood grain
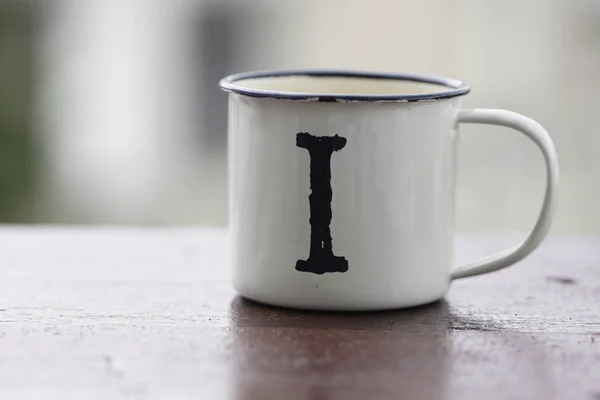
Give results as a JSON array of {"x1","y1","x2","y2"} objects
[{"x1": 0, "y1": 228, "x2": 598, "y2": 399}]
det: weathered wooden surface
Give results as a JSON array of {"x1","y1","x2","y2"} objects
[{"x1": 0, "y1": 228, "x2": 598, "y2": 399}]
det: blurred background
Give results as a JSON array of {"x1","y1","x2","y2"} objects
[{"x1": 0, "y1": 0, "x2": 598, "y2": 234}]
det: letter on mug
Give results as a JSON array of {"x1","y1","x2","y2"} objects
[{"x1": 296, "y1": 132, "x2": 348, "y2": 274}]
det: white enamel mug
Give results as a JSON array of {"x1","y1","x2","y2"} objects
[{"x1": 220, "y1": 69, "x2": 559, "y2": 311}]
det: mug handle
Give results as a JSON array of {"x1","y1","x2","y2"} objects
[{"x1": 451, "y1": 109, "x2": 559, "y2": 280}]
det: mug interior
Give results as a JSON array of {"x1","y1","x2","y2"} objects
[{"x1": 234, "y1": 75, "x2": 452, "y2": 96}]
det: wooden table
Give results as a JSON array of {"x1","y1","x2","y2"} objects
[{"x1": 0, "y1": 228, "x2": 598, "y2": 399}]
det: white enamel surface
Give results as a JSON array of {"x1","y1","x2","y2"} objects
[{"x1": 228, "y1": 95, "x2": 461, "y2": 310}]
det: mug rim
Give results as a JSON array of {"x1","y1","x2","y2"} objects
[{"x1": 219, "y1": 69, "x2": 470, "y2": 103}]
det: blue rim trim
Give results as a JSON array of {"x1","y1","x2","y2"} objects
[{"x1": 219, "y1": 69, "x2": 470, "y2": 102}]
